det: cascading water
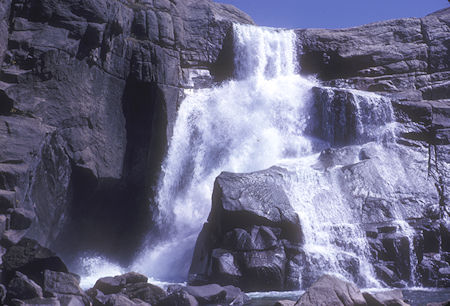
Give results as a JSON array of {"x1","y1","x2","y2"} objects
[{"x1": 129, "y1": 23, "x2": 415, "y2": 289}]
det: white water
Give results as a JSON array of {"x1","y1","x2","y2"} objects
[{"x1": 79, "y1": 24, "x2": 412, "y2": 289}]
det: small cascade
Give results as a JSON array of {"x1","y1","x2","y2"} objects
[{"x1": 129, "y1": 23, "x2": 418, "y2": 289}]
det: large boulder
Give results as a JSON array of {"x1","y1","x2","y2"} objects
[
  {"x1": 295, "y1": 275, "x2": 366, "y2": 306},
  {"x1": 189, "y1": 167, "x2": 303, "y2": 291},
  {"x1": 2, "y1": 238, "x2": 68, "y2": 284},
  {"x1": 7, "y1": 271, "x2": 43, "y2": 301},
  {"x1": 93, "y1": 271, "x2": 166, "y2": 305}
]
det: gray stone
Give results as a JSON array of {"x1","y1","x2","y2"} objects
[
  {"x1": 11, "y1": 297, "x2": 60, "y2": 306},
  {"x1": 185, "y1": 284, "x2": 226, "y2": 304},
  {"x1": 43, "y1": 270, "x2": 83, "y2": 296},
  {"x1": 295, "y1": 275, "x2": 366, "y2": 306},
  {"x1": 10, "y1": 208, "x2": 35, "y2": 230},
  {"x1": 157, "y1": 290, "x2": 199, "y2": 306},
  {"x1": 189, "y1": 167, "x2": 302, "y2": 290},
  {"x1": 94, "y1": 276, "x2": 125, "y2": 295},
  {"x1": 362, "y1": 289, "x2": 408, "y2": 306},
  {"x1": 2, "y1": 238, "x2": 68, "y2": 284},
  {"x1": 7, "y1": 271, "x2": 43, "y2": 300},
  {"x1": 210, "y1": 167, "x2": 302, "y2": 242},
  {"x1": 122, "y1": 282, "x2": 166, "y2": 304}
]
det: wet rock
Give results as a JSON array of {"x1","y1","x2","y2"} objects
[
  {"x1": 94, "y1": 293, "x2": 145, "y2": 306},
  {"x1": 373, "y1": 264, "x2": 400, "y2": 287},
  {"x1": 7, "y1": 271, "x2": 43, "y2": 300},
  {"x1": 122, "y1": 282, "x2": 167, "y2": 304},
  {"x1": 223, "y1": 285, "x2": 249, "y2": 305},
  {"x1": 93, "y1": 276, "x2": 125, "y2": 295},
  {"x1": 10, "y1": 208, "x2": 34, "y2": 230},
  {"x1": 1, "y1": 229, "x2": 28, "y2": 247},
  {"x1": 210, "y1": 168, "x2": 302, "y2": 241},
  {"x1": 189, "y1": 167, "x2": 303, "y2": 291},
  {"x1": 42, "y1": 270, "x2": 84, "y2": 296},
  {"x1": 2, "y1": 238, "x2": 68, "y2": 284},
  {"x1": 118, "y1": 272, "x2": 148, "y2": 284},
  {"x1": 275, "y1": 301, "x2": 296, "y2": 306},
  {"x1": 0, "y1": 190, "x2": 15, "y2": 213},
  {"x1": 185, "y1": 284, "x2": 226, "y2": 304},
  {"x1": 157, "y1": 290, "x2": 199, "y2": 306},
  {"x1": 295, "y1": 275, "x2": 366, "y2": 306},
  {"x1": 362, "y1": 289, "x2": 408, "y2": 306}
]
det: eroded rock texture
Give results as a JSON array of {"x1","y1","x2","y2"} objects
[
  {"x1": 189, "y1": 167, "x2": 303, "y2": 291},
  {"x1": 0, "y1": 0, "x2": 252, "y2": 261}
]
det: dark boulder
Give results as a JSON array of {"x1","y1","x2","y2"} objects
[
  {"x1": 183, "y1": 283, "x2": 247, "y2": 305},
  {"x1": 157, "y1": 290, "x2": 199, "y2": 306},
  {"x1": 9, "y1": 208, "x2": 34, "y2": 230},
  {"x1": 122, "y1": 282, "x2": 167, "y2": 305},
  {"x1": 2, "y1": 238, "x2": 68, "y2": 284},
  {"x1": 94, "y1": 292, "x2": 147, "y2": 306},
  {"x1": 93, "y1": 272, "x2": 165, "y2": 304},
  {"x1": 7, "y1": 271, "x2": 43, "y2": 300},
  {"x1": 93, "y1": 276, "x2": 125, "y2": 295},
  {"x1": 185, "y1": 284, "x2": 226, "y2": 304},
  {"x1": 189, "y1": 167, "x2": 303, "y2": 291},
  {"x1": 0, "y1": 190, "x2": 15, "y2": 213},
  {"x1": 209, "y1": 168, "x2": 302, "y2": 242}
]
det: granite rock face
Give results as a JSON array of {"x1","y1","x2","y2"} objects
[
  {"x1": 189, "y1": 167, "x2": 304, "y2": 291},
  {"x1": 0, "y1": 0, "x2": 448, "y2": 293},
  {"x1": 0, "y1": 0, "x2": 253, "y2": 261}
]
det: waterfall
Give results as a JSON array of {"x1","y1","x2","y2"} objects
[{"x1": 130, "y1": 23, "x2": 406, "y2": 288}]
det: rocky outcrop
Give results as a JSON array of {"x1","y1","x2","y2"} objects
[
  {"x1": 0, "y1": 0, "x2": 448, "y2": 295},
  {"x1": 0, "y1": 237, "x2": 91, "y2": 305},
  {"x1": 0, "y1": 243, "x2": 248, "y2": 306},
  {"x1": 298, "y1": 9, "x2": 449, "y2": 102},
  {"x1": 188, "y1": 167, "x2": 303, "y2": 291},
  {"x1": 189, "y1": 8, "x2": 449, "y2": 290},
  {"x1": 0, "y1": 0, "x2": 253, "y2": 263},
  {"x1": 88, "y1": 272, "x2": 248, "y2": 306},
  {"x1": 298, "y1": 8, "x2": 449, "y2": 223}
]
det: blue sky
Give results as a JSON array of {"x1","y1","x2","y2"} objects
[{"x1": 217, "y1": 0, "x2": 449, "y2": 29}]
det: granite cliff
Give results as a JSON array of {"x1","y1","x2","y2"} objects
[
  {"x1": 0, "y1": 0, "x2": 252, "y2": 261},
  {"x1": 0, "y1": 0, "x2": 448, "y2": 300}
]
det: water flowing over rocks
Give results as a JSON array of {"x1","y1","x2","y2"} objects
[
  {"x1": 185, "y1": 8, "x2": 450, "y2": 292},
  {"x1": 0, "y1": 0, "x2": 448, "y2": 298}
]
